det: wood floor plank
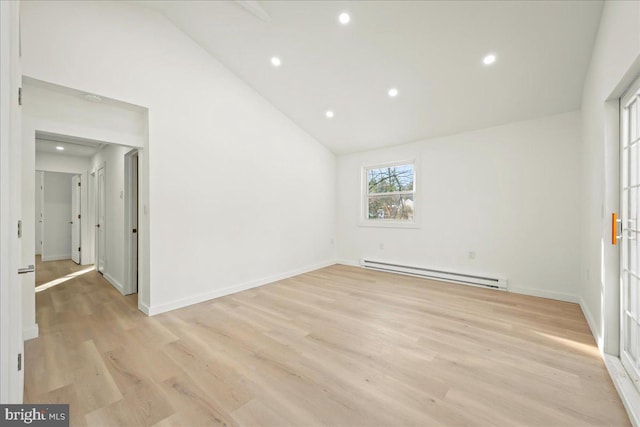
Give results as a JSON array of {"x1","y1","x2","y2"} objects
[
  {"x1": 161, "y1": 338, "x2": 254, "y2": 412},
  {"x1": 28, "y1": 383, "x2": 88, "y2": 427},
  {"x1": 69, "y1": 340, "x2": 123, "y2": 413},
  {"x1": 25, "y1": 260, "x2": 630, "y2": 426},
  {"x1": 159, "y1": 375, "x2": 239, "y2": 427},
  {"x1": 84, "y1": 379, "x2": 175, "y2": 427},
  {"x1": 231, "y1": 398, "x2": 297, "y2": 427}
]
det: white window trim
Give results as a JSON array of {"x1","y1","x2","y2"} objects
[{"x1": 359, "y1": 158, "x2": 420, "y2": 229}]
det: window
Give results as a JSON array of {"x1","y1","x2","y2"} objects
[{"x1": 362, "y1": 161, "x2": 417, "y2": 227}]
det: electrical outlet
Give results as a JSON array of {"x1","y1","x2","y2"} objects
[
  {"x1": 468, "y1": 251, "x2": 476, "y2": 260},
  {"x1": 379, "y1": 243, "x2": 384, "y2": 250}
]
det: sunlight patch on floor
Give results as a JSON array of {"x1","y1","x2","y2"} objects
[
  {"x1": 35, "y1": 266, "x2": 95, "y2": 293},
  {"x1": 531, "y1": 329, "x2": 600, "y2": 358}
]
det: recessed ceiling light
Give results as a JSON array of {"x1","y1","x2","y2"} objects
[
  {"x1": 325, "y1": 110, "x2": 334, "y2": 119},
  {"x1": 388, "y1": 88, "x2": 399, "y2": 97},
  {"x1": 339, "y1": 12, "x2": 350, "y2": 25},
  {"x1": 83, "y1": 93, "x2": 103, "y2": 103},
  {"x1": 56, "y1": 146, "x2": 64, "y2": 151},
  {"x1": 271, "y1": 56, "x2": 281, "y2": 67},
  {"x1": 483, "y1": 54, "x2": 496, "y2": 65}
]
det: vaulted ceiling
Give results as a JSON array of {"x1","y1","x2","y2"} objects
[{"x1": 138, "y1": 1, "x2": 603, "y2": 154}]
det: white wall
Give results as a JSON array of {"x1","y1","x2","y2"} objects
[
  {"x1": 337, "y1": 111, "x2": 582, "y2": 302},
  {"x1": 24, "y1": 80, "x2": 145, "y2": 148},
  {"x1": 90, "y1": 144, "x2": 129, "y2": 293},
  {"x1": 20, "y1": 0, "x2": 336, "y2": 314},
  {"x1": 36, "y1": 151, "x2": 90, "y2": 175},
  {"x1": 34, "y1": 171, "x2": 42, "y2": 255},
  {"x1": 42, "y1": 171, "x2": 73, "y2": 261},
  {"x1": 580, "y1": 1, "x2": 640, "y2": 353}
]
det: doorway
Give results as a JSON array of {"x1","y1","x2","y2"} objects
[
  {"x1": 37, "y1": 171, "x2": 77, "y2": 263},
  {"x1": 125, "y1": 150, "x2": 139, "y2": 294},
  {"x1": 22, "y1": 78, "x2": 150, "y2": 321},
  {"x1": 620, "y1": 74, "x2": 640, "y2": 393},
  {"x1": 33, "y1": 133, "x2": 141, "y2": 297}
]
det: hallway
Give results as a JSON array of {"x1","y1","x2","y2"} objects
[{"x1": 35, "y1": 255, "x2": 90, "y2": 286}]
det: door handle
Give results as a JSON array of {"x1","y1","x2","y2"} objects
[
  {"x1": 96, "y1": 224, "x2": 100, "y2": 228},
  {"x1": 612, "y1": 213, "x2": 622, "y2": 245},
  {"x1": 69, "y1": 221, "x2": 73, "y2": 224},
  {"x1": 18, "y1": 265, "x2": 35, "y2": 275}
]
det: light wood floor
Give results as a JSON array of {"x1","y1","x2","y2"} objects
[
  {"x1": 35, "y1": 255, "x2": 89, "y2": 286},
  {"x1": 25, "y1": 261, "x2": 630, "y2": 426}
]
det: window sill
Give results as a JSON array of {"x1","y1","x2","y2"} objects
[{"x1": 358, "y1": 220, "x2": 420, "y2": 229}]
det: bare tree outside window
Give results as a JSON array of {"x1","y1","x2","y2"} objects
[{"x1": 365, "y1": 163, "x2": 415, "y2": 221}]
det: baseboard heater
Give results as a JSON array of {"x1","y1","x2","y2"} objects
[{"x1": 360, "y1": 259, "x2": 508, "y2": 290}]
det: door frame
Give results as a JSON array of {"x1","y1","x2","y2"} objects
[
  {"x1": 0, "y1": 0, "x2": 24, "y2": 403},
  {"x1": 23, "y1": 89, "x2": 150, "y2": 316},
  {"x1": 124, "y1": 149, "x2": 139, "y2": 295},
  {"x1": 619, "y1": 73, "x2": 640, "y2": 391}
]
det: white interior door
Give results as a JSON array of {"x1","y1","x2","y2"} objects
[
  {"x1": 0, "y1": 0, "x2": 24, "y2": 403},
  {"x1": 130, "y1": 152, "x2": 138, "y2": 293},
  {"x1": 621, "y1": 74, "x2": 640, "y2": 393},
  {"x1": 96, "y1": 166, "x2": 106, "y2": 273},
  {"x1": 71, "y1": 174, "x2": 81, "y2": 264},
  {"x1": 131, "y1": 154, "x2": 138, "y2": 293}
]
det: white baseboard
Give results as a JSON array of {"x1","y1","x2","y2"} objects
[
  {"x1": 103, "y1": 272, "x2": 125, "y2": 295},
  {"x1": 41, "y1": 254, "x2": 71, "y2": 262},
  {"x1": 138, "y1": 301, "x2": 150, "y2": 316},
  {"x1": 23, "y1": 323, "x2": 38, "y2": 341},
  {"x1": 336, "y1": 259, "x2": 360, "y2": 267},
  {"x1": 509, "y1": 286, "x2": 579, "y2": 303},
  {"x1": 581, "y1": 299, "x2": 638, "y2": 426},
  {"x1": 579, "y1": 297, "x2": 602, "y2": 351},
  {"x1": 604, "y1": 354, "x2": 640, "y2": 427},
  {"x1": 337, "y1": 259, "x2": 579, "y2": 303},
  {"x1": 147, "y1": 260, "x2": 336, "y2": 316}
]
